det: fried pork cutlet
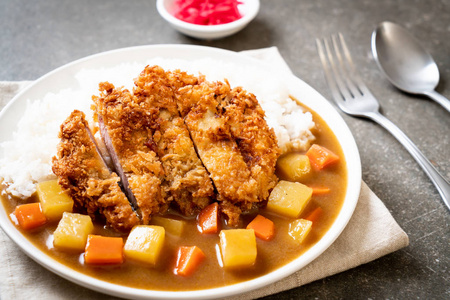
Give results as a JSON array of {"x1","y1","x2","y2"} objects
[
  {"x1": 92, "y1": 83, "x2": 167, "y2": 224},
  {"x1": 52, "y1": 110, "x2": 140, "y2": 231},
  {"x1": 133, "y1": 66, "x2": 214, "y2": 215},
  {"x1": 220, "y1": 86, "x2": 280, "y2": 201},
  {"x1": 176, "y1": 80, "x2": 262, "y2": 225},
  {"x1": 210, "y1": 84, "x2": 280, "y2": 224}
]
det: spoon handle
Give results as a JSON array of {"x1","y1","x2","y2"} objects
[
  {"x1": 423, "y1": 90, "x2": 450, "y2": 113},
  {"x1": 367, "y1": 111, "x2": 450, "y2": 210}
]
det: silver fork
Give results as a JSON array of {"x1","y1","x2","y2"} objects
[{"x1": 316, "y1": 33, "x2": 450, "y2": 210}]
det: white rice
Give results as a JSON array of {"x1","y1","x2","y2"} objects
[{"x1": 0, "y1": 58, "x2": 315, "y2": 199}]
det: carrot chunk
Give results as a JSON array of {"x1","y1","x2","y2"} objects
[
  {"x1": 306, "y1": 144, "x2": 340, "y2": 170},
  {"x1": 305, "y1": 207, "x2": 323, "y2": 224},
  {"x1": 197, "y1": 202, "x2": 219, "y2": 234},
  {"x1": 310, "y1": 186, "x2": 331, "y2": 195},
  {"x1": 14, "y1": 203, "x2": 47, "y2": 230},
  {"x1": 246, "y1": 214, "x2": 275, "y2": 241},
  {"x1": 84, "y1": 235, "x2": 124, "y2": 265},
  {"x1": 174, "y1": 246, "x2": 206, "y2": 277}
]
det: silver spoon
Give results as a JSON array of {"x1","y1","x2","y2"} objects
[{"x1": 372, "y1": 21, "x2": 450, "y2": 112}]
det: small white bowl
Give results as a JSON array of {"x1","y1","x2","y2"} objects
[{"x1": 156, "y1": 0, "x2": 260, "y2": 40}]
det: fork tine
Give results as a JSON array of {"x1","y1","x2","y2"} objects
[
  {"x1": 331, "y1": 34, "x2": 361, "y2": 98},
  {"x1": 323, "y1": 36, "x2": 359, "y2": 102},
  {"x1": 316, "y1": 38, "x2": 354, "y2": 105},
  {"x1": 316, "y1": 38, "x2": 345, "y2": 104},
  {"x1": 336, "y1": 33, "x2": 372, "y2": 96}
]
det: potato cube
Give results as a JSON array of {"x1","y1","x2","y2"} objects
[
  {"x1": 288, "y1": 219, "x2": 313, "y2": 244},
  {"x1": 267, "y1": 180, "x2": 312, "y2": 218},
  {"x1": 276, "y1": 153, "x2": 312, "y2": 182},
  {"x1": 219, "y1": 229, "x2": 257, "y2": 269},
  {"x1": 36, "y1": 180, "x2": 73, "y2": 221},
  {"x1": 53, "y1": 212, "x2": 94, "y2": 251},
  {"x1": 124, "y1": 225, "x2": 165, "y2": 265},
  {"x1": 151, "y1": 216, "x2": 185, "y2": 237}
]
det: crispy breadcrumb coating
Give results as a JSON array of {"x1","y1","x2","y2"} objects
[
  {"x1": 92, "y1": 83, "x2": 167, "y2": 224},
  {"x1": 174, "y1": 75, "x2": 280, "y2": 225},
  {"x1": 52, "y1": 110, "x2": 140, "y2": 231},
  {"x1": 176, "y1": 80, "x2": 260, "y2": 225},
  {"x1": 220, "y1": 86, "x2": 280, "y2": 201},
  {"x1": 54, "y1": 65, "x2": 281, "y2": 230},
  {"x1": 133, "y1": 66, "x2": 214, "y2": 215}
]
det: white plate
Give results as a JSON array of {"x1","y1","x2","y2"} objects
[{"x1": 0, "y1": 45, "x2": 361, "y2": 299}]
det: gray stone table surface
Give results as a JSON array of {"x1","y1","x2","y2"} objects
[{"x1": 1, "y1": 0, "x2": 449, "y2": 299}]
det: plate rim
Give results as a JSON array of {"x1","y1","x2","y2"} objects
[{"x1": 0, "y1": 44, "x2": 361, "y2": 299}]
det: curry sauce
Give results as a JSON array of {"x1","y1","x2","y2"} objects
[{"x1": 1, "y1": 104, "x2": 347, "y2": 291}]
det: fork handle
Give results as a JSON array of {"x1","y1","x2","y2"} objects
[{"x1": 367, "y1": 111, "x2": 450, "y2": 210}]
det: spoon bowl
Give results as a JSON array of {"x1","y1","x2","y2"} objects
[{"x1": 372, "y1": 21, "x2": 450, "y2": 112}]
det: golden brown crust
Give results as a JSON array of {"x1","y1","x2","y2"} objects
[
  {"x1": 175, "y1": 79, "x2": 281, "y2": 225},
  {"x1": 52, "y1": 110, "x2": 140, "y2": 231},
  {"x1": 221, "y1": 86, "x2": 280, "y2": 201},
  {"x1": 133, "y1": 66, "x2": 214, "y2": 215},
  {"x1": 92, "y1": 83, "x2": 166, "y2": 224},
  {"x1": 176, "y1": 80, "x2": 260, "y2": 225},
  {"x1": 55, "y1": 66, "x2": 280, "y2": 229}
]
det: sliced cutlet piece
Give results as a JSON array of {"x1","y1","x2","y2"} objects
[
  {"x1": 219, "y1": 86, "x2": 281, "y2": 201},
  {"x1": 52, "y1": 110, "x2": 140, "y2": 231},
  {"x1": 176, "y1": 80, "x2": 259, "y2": 225},
  {"x1": 92, "y1": 82, "x2": 167, "y2": 224},
  {"x1": 133, "y1": 66, "x2": 214, "y2": 215}
]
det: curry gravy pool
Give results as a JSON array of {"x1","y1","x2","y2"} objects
[{"x1": 1, "y1": 104, "x2": 347, "y2": 291}]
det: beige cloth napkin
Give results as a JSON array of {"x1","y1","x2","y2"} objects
[{"x1": 0, "y1": 48, "x2": 409, "y2": 300}]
